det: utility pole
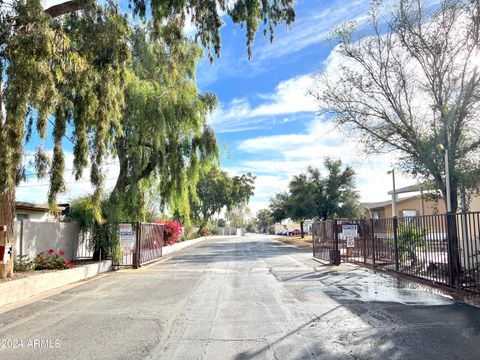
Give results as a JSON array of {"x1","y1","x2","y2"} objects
[{"x1": 388, "y1": 170, "x2": 397, "y2": 217}]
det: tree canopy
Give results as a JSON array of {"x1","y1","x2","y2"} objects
[
  {"x1": 190, "y1": 167, "x2": 255, "y2": 226},
  {"x1": 269, "y1": 159, "x2": 362, "y2": 233},
  {"x1": 0, "y1": 0, "x2": 295, "y2": 216},
  {"x1": 313, "y1": 0, "x2": 480, "y2": 212},
  {"x1": 108, "y1": 25, "x2": 218, "y2": 223},
  {"x1": 256, "y1": 209, "x2": 273, "y2": 233},
  {"x1": 43, "y1": 0, "x2": 296, "y2": 59}
]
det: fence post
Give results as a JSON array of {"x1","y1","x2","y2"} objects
[
  {"x1": 333, "y1": 219, "x2": 340, "y2": 265},
  {"x1": 134, "y1": 222, "x2": 141, "y2": 269},
  {"x1": 371, "y1": 218, "x2": 376, "y2": 266},
  {"x1": 363, "y1": 221, "x2": 367, "y2": 264},
  {"x1": 393, "y1": 216, "x2": 399, "y2": 271},
  {"x1": 446, "y1": 213, "x2": 460, "y2": 287},
  {"x1": 312, "y1": 224, "x2": 316, "y2": 258}
]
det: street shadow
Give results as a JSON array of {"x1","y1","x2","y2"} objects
[{"x1": 166, "y1": 240, "x2": 312, "y2": 265}]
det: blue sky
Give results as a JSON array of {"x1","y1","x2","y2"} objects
[
  {"x1": 19, "y1": 0, "x2": 416, "y2": 211},
  {"x1": 196, "y1": 0, "x2": 415, "y2": 212}
]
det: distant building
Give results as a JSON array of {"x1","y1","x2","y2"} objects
[
  {"x1": 273, "y1": 220, "x2": 300, "y2": 234},
  {"x1": 362, "y1": 194, "x2": 445, "y2": 219},
  {"x1": 360, "y1": 181, "x2": 480, "y2": 218},
  {"x1": 15, "y1": 202, "x2": 68, "y2": 222}
]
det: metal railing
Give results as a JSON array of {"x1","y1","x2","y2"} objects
[
  {"x1": 313, "y1": 212, "x2": 480, "y2": 294},
  {"x1": 136, "y1": 223, "x2": 164, "y2": 266},
  {"x1": 82, "y1": 222, "x2": 165, "y2": 268}
]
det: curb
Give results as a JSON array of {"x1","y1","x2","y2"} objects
[{"x1": 0, "y1": 260, "x2": 112, "y2": 308}]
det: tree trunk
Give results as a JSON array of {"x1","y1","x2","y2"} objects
[
  {"x1": 0, "y1": 187, "x2": 15, "y2": 279},
  {"x1": 300, "y1": 220, "x2": 304, "y2": 239}
]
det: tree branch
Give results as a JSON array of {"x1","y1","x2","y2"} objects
[{"x1": 44, "y1": 0, "x2": 89, "y2": 18}]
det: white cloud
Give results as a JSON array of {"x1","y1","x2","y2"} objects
[
  {"x1": 254, "y1": 0, "x2": 369, "y2": 62},
  {"x1": 234, "y1": 116, "x2": 417, "y2": 209},
  {"x1": 41, "y1": 0, "x2": 66, "y2": 9},
  {"x1": 209, "y1": 74, "x2": 317, "y2": 132},
  {"x1": 16, "y1": 152, "x2": 120, "y2": 204},
  {"x1": 198, "y1": 0, "x2": 370, "y2": 87}
]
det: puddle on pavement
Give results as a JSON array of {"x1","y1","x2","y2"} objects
[{"x1": 303, "y1": 271, "x2": 455, "y2": 305}]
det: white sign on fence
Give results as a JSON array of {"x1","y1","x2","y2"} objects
[
  {"x1": 342, "y1": 224, "x2": 358, "y2": 237},
  {"x1": 119, "y1": 224, "x2": 135, "y2": 247},
  {"x1": 346, "y1": 237, "x2": 355, "y2": 248}
]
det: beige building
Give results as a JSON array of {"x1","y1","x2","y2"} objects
[
  {"x1": 363, "y1": 195, "x2": 446, "y2": 219},
  {"x1": 362, "y1": 181, "x2": 480, "y2": 219},
  {"x1": 468, "y1": 195, "x2": 480, "y2": 212},
  {"x1": 15, "y1": 202, "x2": 67, "y2": 222}
]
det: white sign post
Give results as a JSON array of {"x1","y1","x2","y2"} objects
[
  {"x1": 346, "y1": 237, "x2": 355, "y2": 248},
  {"x1": 119, "y1": 224, "x2": 136, "y2": 254}
]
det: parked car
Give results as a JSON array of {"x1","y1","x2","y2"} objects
[
  {"x1": 283, "y1": 228, "x2": 296, "y2": 236},
  {"x1": 287, "y1": 229, "x2": 301, "y2": 236}
]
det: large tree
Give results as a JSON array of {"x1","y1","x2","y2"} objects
[
  {"x1": 313, "y1": 0, "x2": 480, "y2": 213},
  {"x1": 190, "y1": 167, "x2": 255, "y2": 227},
  {"x1": 0, "y1": 0, "x2": 296, "y2": 278},
  {"x1": 256, "y1": 209, "x2": 273, "y2": 233},
  {"x1": 0, "y1": 2, "x2": 130, "y2": 277},
  {"x1": 108, "y1": 25, "x2": 218, "y2": 223},
  {"x1": 283, "y1": 172, "x2": 315, "y2": 238},
  {"x1": 269, "y1": 159, "x2": 361, "y2": 232}
]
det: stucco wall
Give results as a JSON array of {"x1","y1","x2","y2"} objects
[
  {"x1": 13, "y1": 220, "x2": 81, "y2": 260},
  {"x1": 469, "y1": 195, "x2": 480, "y2": 212},
  {"x1": 15, "y1": 210, "x2": 49, "y2": 222},
  {"x1": 370, "y1": 196, "x2": 447, "y2": 218}
]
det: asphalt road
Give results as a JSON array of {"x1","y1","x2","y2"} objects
[{"x1": 1, "y1": 234, "x2": 480, "y2": 360}]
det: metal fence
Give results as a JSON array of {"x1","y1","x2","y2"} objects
[
  {"x1": 313, "y1": 212, "x2": 480, "y2": 294},
  {"x1": 76, "y1": 230, "x2": 94, "y2": 259},
  {"x1": 82, "y1": 222, "x2": 165, "y2": 269},
  {"x1": 137, "y1": 223, "x2": 164, "y2": 266}
]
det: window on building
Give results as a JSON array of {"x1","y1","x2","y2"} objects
[
  {"x1": 16, "y1": 213, "x2": 29, "y2": 220},
  {"x1": 372, "y1": 211, "x2": 380, "y2": 219},
  {"x1": 402, "y1": 210, "x2": 416, "y2": 218}
]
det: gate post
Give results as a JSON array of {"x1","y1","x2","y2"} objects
[
  {"x1": 446, "y1": 213, "x2": 460, "y2": 287},
  {"x1": 371, "y1": 218, "x2": 376, "y2": 266},
  {"x1": 134, "y1": 222, "x2": 141, "y2": 269},
  {"x1": 312, "y1": 224, "x2": 315, "y2": 258},
  {"x1": 363, "y1": 221, "x2": 367, "y2": 264},
  {"x1": 393, "y1": 216, "x2": 399, "y2": 271},
  {"x1": 333, "y1": 219, "x2": 340, "y2": 265}
]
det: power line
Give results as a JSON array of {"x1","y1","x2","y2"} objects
[
  {"x1": 48, "y1": 119, "x2": 75, "y2": 144},
  {"x1": 22, "y1": 161, "x2": 120, "y2": 178},
  {"x1": 17, "y1": 177, "x2": 118, "y2": 188}
]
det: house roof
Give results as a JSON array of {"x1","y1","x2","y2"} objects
[
  {"x1": 15, "y1": 202, "x2": 67, "y2": 212},
  {"x1": 387, "y1": 183, "x2": 438, "y2": 195},
  {"x1": 361, "y1": 195, "x2": 421, "y2": 210}
]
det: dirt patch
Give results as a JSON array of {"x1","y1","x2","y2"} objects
[
  {"x1": 70, "y1": 259, "x2": 99, "y2": 266},
  {"x1": 0, "y1": 260, "x2": 102, "y2": 283},
  {"x1": 0, "y1": 269, "x2": 58, "y2": 283},
  {"x1": 274, "y1": 235, "x2": 313, "y2": 249}
]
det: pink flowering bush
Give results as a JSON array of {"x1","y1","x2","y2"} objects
[
  {"x1": 34, "y1": 249, "x2": 74, "y2": 270},
  {"x1": 155, "y1": 220, "x2": 182, "y2": 246}
]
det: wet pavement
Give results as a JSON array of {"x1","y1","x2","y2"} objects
[{"x1": 0, "y1": 234, "x2": 479, "y2": 359}]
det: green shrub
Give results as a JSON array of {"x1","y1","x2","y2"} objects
[
  {"x1": 397, "y1": 224, "x2": 427, "y2": 265},
  {"x1": 34, "y1": 249, "x2": 74, "y2": 270}
]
